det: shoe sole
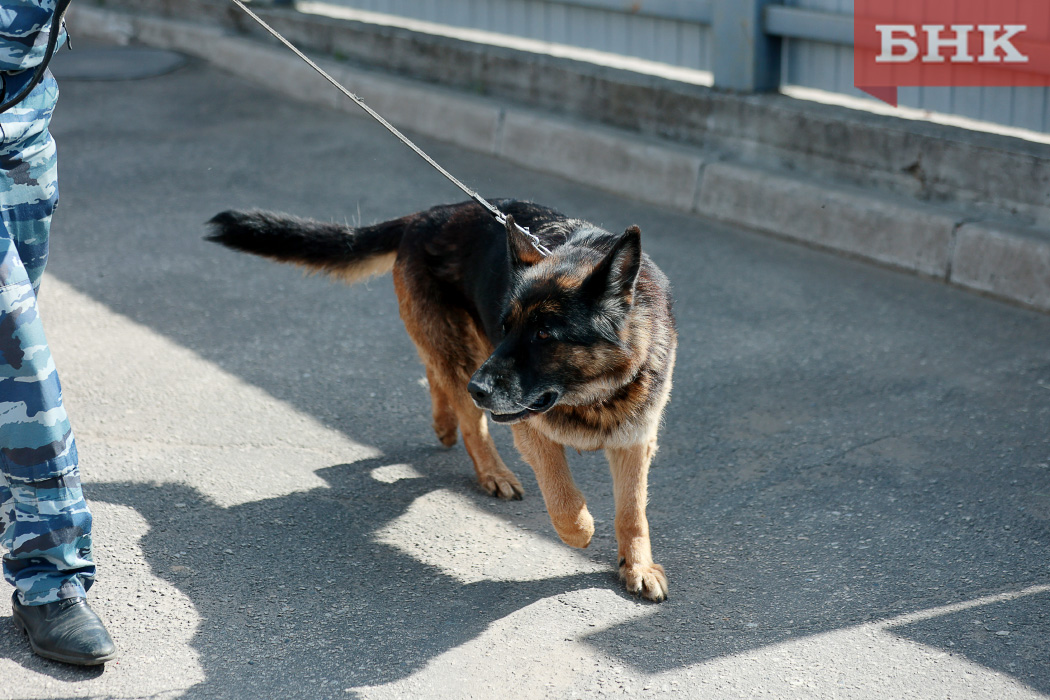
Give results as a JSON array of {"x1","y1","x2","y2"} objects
[{"x1": 12, "y1": 612, "x2": 117, "y2": 666}]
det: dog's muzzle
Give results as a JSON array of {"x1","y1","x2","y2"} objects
[{"x1": 468, "y1": 379, "x2": 560, "y2": 424}]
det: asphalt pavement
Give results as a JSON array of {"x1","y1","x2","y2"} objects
[{"x1": 2, "y1": 44, "x2": 1049, "y2": 699}]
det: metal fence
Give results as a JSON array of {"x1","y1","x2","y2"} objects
[{"x1": 307, "y1": 0, "x2": 1049, "y2": 133}]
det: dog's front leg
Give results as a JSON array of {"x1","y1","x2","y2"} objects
[
  {"x1": 512, "y1": 423, "x2": 594, "y2": 549},
  {"x1": 607, "y1": 441, "x2": 667, "y2": 602}
]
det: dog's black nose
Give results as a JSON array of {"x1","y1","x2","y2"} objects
[{"x1": 467, "y1": 379, "x2": 491, "y2": 404}]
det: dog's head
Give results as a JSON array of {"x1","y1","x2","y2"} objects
[{"x1": 468, "y1": 216, "x2": 643, "y2": 424}]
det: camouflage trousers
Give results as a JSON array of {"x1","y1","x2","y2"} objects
[{"x1": 0, "y1": 71, "x2": 94, "y2": 606}]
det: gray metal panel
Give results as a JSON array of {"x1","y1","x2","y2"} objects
[
  {"x1": 949, "y1": 88, "x2": 986, "y2": 126},
  {"x1": 605, "y1": 9, "x2": 630, "y2": 55},
  {"x1": 540, "y1": 0, "x2": 713, "y2": 23},
  {"x1": 778, "y1": 0, "x2": 850, "y2": 94},
  {"x1": 896, "y1": 86, "x2": 924, "y2": 115},
  {"x1": 321, "y1": 0, "x2": 714, "y2": 70},
  {"x1": 678, "y1": 19, "x2": 706, "y2": 69},
  {"x1": 316, "y1": 0, "x2": 1047, "y2": 133},
  {"x1": 916, "y1": 87, "x2": 955, "y2": 119},
  {"x1": 321, "y1": 0, "x2": 710, "y2": 23},
  {"x1": 1012, "y1": 88, "x2": 1050, "y2": 133},
  {"x1": 980, "y1": 87, "x2": 1015, "y2": 128},
  {"x1": 783, "y1": 38, "x2": 847, "y2": 94}
]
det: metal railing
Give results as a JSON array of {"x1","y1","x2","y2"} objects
[
  {"x1": 279, "y1": 0, "x2": 1047, "y2": 132},
  {"x1": 299, "y1": 0, "x2": 850, "y2": 89}
]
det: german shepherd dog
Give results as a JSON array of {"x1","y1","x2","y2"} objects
[{"x1": 207, "y1": 200, "x2": 676, "y2": 601}]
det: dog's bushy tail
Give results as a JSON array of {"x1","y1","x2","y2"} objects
[{"x1": 206, "y1": 210, "x2": 407, "y2": 284}]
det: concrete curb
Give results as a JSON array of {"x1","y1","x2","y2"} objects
[
  {"x1": 68, "y1": 5, "x2": 1050, "y2": 314},
  {"x1": 952, "y1": 222, "x2": 1050, "y2": 311},
  {"x1": 695, "y1": 163, "x2": 960, "y2": 279}
]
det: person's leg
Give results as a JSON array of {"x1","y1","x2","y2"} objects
[
  {"x1": 1, "y1": 72, "x2": 58, "y2": 294},
  {"x1": 1, "y1": 73, "x2": 115, "y2": 664},
  {"x1": 0, "y1": 70, "x2": 92, "y2": 599},
  {"x1": 0, "y1": 469, "x2": 94, "y2": 606}
]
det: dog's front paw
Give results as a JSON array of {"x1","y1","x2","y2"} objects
[
  {"x1": 479, "y1": 472, "x2": 524, "y2": 500},
  {"x1": 620, "y1": 561, "x2": 668, "y2": 602},
  {"x1": 553, "y1": 507, "x2": 594, "y2": 549}
]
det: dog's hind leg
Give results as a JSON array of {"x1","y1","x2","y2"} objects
[
  {"x1": 607, "y1": 439, "x2": 668, "y2": 602},
  {"x1": 512, "y1": 423, "x2": 594, "y2": 549},
  {"x1": 426, "y1": 367, "x2": 458, "y2": 447}
]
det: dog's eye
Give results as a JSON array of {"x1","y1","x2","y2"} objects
[{"x1": 536, "y1": 329, "x2": 551, "y2": 342}]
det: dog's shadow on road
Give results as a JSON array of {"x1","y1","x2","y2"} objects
[{"x1": 86, "y1": 452, "x2": 614, "y2": 695}]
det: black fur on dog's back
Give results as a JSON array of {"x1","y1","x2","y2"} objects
[{"x1": 207, "y1": 210, "x2": 409, "y2": 283}]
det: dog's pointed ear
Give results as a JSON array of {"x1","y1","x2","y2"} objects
[
  {"x1": 584, "y1": 225, "x2": 642, "y2": 305},
  {"x1": 506, "y1": 215, "x2": 543, "y2": 266}
]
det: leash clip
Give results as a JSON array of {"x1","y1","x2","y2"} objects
[
  {"x1": 496, "y1": 214, "x2": 552, "y2": 258},
  {"x1": 518, "y1": 223, "x2": 553, "y2": 258}
]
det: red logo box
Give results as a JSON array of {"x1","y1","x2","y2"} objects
[{"x1": 854, "y1": 0, "x2": 1050, "y2": 106}]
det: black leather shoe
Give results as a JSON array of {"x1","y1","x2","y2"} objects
[{"x1": 11, "y1": 593, "x2": 117, "y2": 665}]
